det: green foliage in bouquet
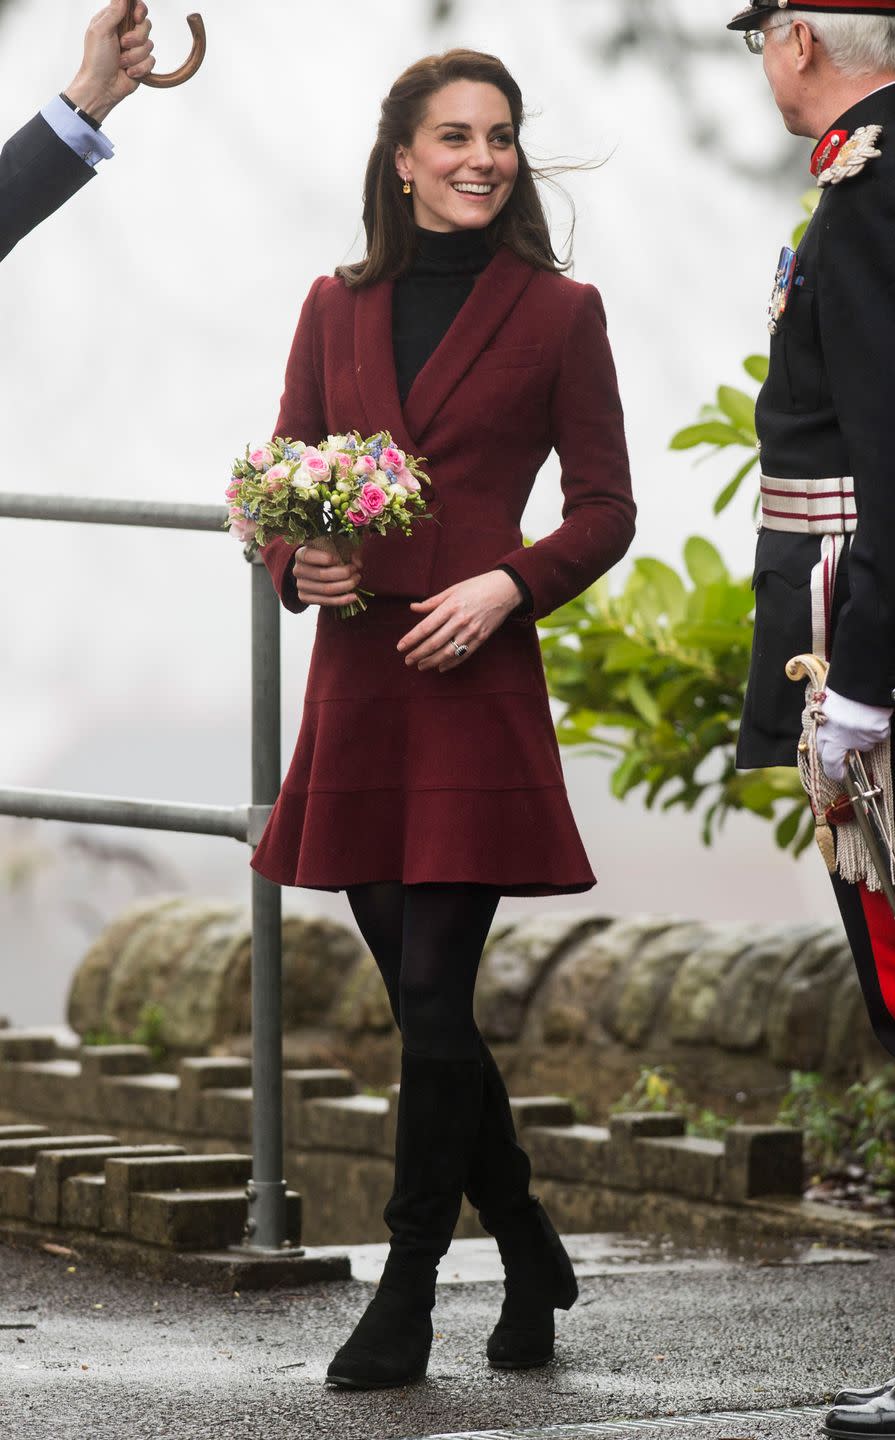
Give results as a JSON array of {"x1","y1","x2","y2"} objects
[{"x1": 538, "y1": 540, "x2": 811, "y2": 853}]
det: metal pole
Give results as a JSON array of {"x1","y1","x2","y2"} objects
[
  {"x1": 0, "y1": 492, "x2": 226, "y2": 531},
  {"x1": 0, "y1": 787, "x2": 249, "y2": 840},
  {"x1": 243, "y1": 553, "x2": 299, "y2": 1252}
]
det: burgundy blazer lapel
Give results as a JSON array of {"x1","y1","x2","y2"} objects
[
  {"x1": 403, "y1": 246, "x2": 535, "y2": 441},
  {"x1": 353, "y1": 278, "x2": 419, "y2": 454}
]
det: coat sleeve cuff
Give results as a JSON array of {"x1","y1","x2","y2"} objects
[{"x1": 496, "y1": 563, "x2": 535, "y2": 622}]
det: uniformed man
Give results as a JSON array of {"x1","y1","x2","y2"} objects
[
  {"x1": 729, "y1": 2, "x2": 895, "y2": 1435},
  {"x1": 0, "y1": 0, "x2": 155, "y2": 263}
]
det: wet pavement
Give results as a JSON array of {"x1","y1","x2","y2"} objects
[{"x1": 1, "y1": 1232, "x2": 891, "y2": 1440}]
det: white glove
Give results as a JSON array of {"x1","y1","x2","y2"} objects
[{"x1": 816, "y1": 686, "x2": 893, "y2": 783}]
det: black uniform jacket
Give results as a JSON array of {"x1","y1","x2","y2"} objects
[
  {"x1": 739, "y1": 83, "x2": 895, "y2": 769},
  {"x1": 0, "y1": 114, "x2": 93, "y2": 263}
]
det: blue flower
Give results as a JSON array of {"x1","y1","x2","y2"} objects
[{"x1": 283, "y1": 445, "x2": 301, "y2": 461}]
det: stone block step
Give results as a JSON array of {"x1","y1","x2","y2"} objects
[
  {"x1": 526, "y1": 1124, "x2": 611, "y2": 1183},
  {"x1": 723, "y1": 1124, "x2": 803, "y2": 1201},
  {"x1": 33, "y1": 1144, "x2": 186, "y2": 1225},
  {"x1": 0, "y1": 1134, "x2": 119, "y2": 1166},
  {"x1": 61, "y1": 1172, "x2": 107, "y2": 1230},
  {"x1": 300, "y1": 1095, "x2": 392, "y2": 1155},
  {"x1": 177, "y1": 1058, "x2": 252, "y2": 1129},
  {"x1": 509, "y1": 1096, "x2": 576, "y2": 1129},
  {"x1": 0, "y1": 1165, "x2": 36, "y2": 1219},
  {"x1": 103, "y1": 1153, "x2": 253, "y2": 1234},
  {"x1": 96, "y1": 1073, "x2": 179, "y2": 1130},
  {"x1": 0, "y1": 1032, "x2": 59, "y2": 1062},
  {"x1": 79, "y1": 1045, "x2": 153, "y2": 1080},
  {"x1": 2, "y1": 1061, "x2": 86, "y2": 1120},
  {"x1": 128, "y1": 1186, "x2": 302, "y2": 1250},
  {"x1": 0, "y1": 1125, "x2": 48, "y2": 1141},
  {"x1": 198, "y1": 1088, "x2": 252, "y2": 1139},
  {"x1": 637, "y1": 1135, "x2": 724, "y2": 1201}
]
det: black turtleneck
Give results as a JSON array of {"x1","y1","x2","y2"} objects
[
  {"x1": 390, "y1": 225, "x2": 532, "y2": 617},
  {"x1": 392, "y1": 225, "x2": 492, "y2": 406}
]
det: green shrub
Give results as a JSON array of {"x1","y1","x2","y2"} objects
[{"x1": 538, "y1": 539, "x2": 810, "y2": 853}]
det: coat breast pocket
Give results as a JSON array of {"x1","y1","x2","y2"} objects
[
  {"x1": 475, "y1": 344, "x2": 543, "y2": 372},
  {"x1": 468, "y1": 346, "x2": 547, "y2": 437}
]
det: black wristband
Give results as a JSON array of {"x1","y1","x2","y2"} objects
[{"x1": 60, "y1": 92, "x2": 102, "y2": 132}]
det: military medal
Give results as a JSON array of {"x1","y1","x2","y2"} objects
[{"x1": 768, "y1": 245, "x2": 796, "y2": 335}]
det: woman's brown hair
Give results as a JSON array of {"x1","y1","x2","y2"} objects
[{"x1": 336, "y1": 48, "x2": 571, "y2": 288}]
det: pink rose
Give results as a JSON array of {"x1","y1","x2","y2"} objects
[
  {"x1": 265, "y1": 464, "x2": 289, "y2": 490},
  {"x1": 225, "y1": 479, "x2": 240, "y2": 501},
  {"x1": 393, "y1": 466, "x2": 420, "y2": 492},
  {"x1": 249, "y1": 445, "x2": 275, "y2": 471},
  {"x1": 353, "y1": 454, "x2": 377, "y2": 477},
  {"x1": 331, "y1": 451, "x2": 353, "y2": 474},
  {"x1": 229, "y1": 513, "x2": 257, "y2": 542},
  {"x1": 378, "y1": 446, "x2": 406, "y2": 473},
  {"x1": 301, "y1": 454, "x2": 331, "y2": 484},
  {"x1": 347, "y1": 508, "x2": 371, "y2": 526},
  {"x1": 359, "y1": 482, "x2": 387, "y2": 516}
]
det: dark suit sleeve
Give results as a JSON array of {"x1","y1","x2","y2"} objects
[
  {"x1": 820, "y1": 174, "x2": 895, "y2": 706},
  {"x1": 261, "y1": 275, "x2": 329, "y2": 613},
  {"x1": 0, "y1": 114, "x2": 94, "y2": 263},
  {"x1": 496, "y1": 284, "x2": 636, "y2": 622}
]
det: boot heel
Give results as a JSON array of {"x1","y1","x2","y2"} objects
[{"x1": 554, "y1": 1268, "x2": 578, "y2": 1310}]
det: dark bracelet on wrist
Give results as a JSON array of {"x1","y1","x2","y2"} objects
[{"x1": 60, "y1": 92, "x2": 102, "y2": 132}]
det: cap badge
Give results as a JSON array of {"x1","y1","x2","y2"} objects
[{"x1": 817, "y1": 124, "x2": 883, "y2": 187}]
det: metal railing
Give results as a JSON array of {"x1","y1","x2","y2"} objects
[{"x1": 0, "y1": 492, "x2": 298, "y2": 1255}]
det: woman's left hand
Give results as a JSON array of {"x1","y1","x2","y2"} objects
[{"x1": 397, "y1": 570, "x2": 523, "y2": 672}]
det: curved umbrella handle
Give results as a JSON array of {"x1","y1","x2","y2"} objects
[{"x1": 120, "y1": 4, "x2": 206, "y2": 89}]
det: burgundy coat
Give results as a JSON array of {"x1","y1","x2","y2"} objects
[
  {"x1": 252, "y1": 246, "x2": 635, "y2": 896},
  {"x1": 262, "y1": 245, "x2": 635, "y2": 620}
]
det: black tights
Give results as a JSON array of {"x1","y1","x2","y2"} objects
[{"x1": 345, "y1": 882, "x2": 501, "y2": 1060}]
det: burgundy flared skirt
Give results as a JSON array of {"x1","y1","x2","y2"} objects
[{"x1": 251, "y1": 597, "x2": 596, "y2": 896}]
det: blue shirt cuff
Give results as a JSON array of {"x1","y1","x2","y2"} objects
[{"x1": 40, "y1": 95, "x2": 114, "y2": 168}]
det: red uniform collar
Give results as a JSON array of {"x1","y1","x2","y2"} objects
[{"x1": 811, "y1": 128, "x2": 850, "y2": 177}]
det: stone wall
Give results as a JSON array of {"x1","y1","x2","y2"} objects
[
  {"x1": 64, "y1": 901, "x2": 884, "y2": 1125},
  {"x1": 0, "y1": 1027, "x2": 820, "y2": 1249}
]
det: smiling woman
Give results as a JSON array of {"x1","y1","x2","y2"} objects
[
  {"x1": 335, "y1": 47, "x2": 571, "y2": 286},
  {"x1": 251, "y1": 44, "x2": 635, "y2": 1394},
  {"x1": 392, "y1": 84, "x2": 519, "y2": 234}
]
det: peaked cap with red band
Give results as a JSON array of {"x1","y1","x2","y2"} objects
[{"x1": 728, "y1": 0, "x2": 895, "y2": 31}]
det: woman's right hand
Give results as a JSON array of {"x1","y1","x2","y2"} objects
[{"x1": 292, "y1": 544, "x2": 363, "y2": 608}]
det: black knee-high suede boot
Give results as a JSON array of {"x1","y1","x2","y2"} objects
[
  {"x1": 326, "y1": 1049, "x2": 483, "y2": 1390},
  {"x1": 464, "y1": 1043, "x2": 578, "y2": 1369}
]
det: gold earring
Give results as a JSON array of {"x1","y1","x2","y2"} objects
[{"x1": 402, "y1": 178, "x2": 412, "y2": 195}]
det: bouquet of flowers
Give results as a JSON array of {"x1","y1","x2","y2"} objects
[{"x1": 226, "y1": 431, "x2": 430, "y2": 617}]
